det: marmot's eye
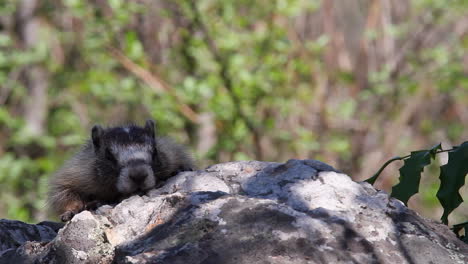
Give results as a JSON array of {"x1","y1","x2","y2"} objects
[{"x1": 105, "y1": 149, "x2": 117, "y2": 163}]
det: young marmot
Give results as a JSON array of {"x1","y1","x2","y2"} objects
[{"x1": 48, "y1": 120, "x2": 195, "y2": 222}]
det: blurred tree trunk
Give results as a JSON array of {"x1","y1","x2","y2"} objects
[{"x1": 15, "y1": 0, "x2": 48, "y2": 137}]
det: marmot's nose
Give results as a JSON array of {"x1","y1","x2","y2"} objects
[{"x1": 128, "y1": 165, "x2": 148, "y2": 184}]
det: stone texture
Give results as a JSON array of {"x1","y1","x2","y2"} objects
[{"x1": 1, "y1": 159, "x2": 467, "y2": 264}]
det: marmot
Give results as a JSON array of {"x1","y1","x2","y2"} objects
[{"x1": 48, "y1": 120, "x2": 195, "y2": 222}]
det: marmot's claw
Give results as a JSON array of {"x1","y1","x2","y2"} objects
[{"x1": 60, "y1": 211, "x2": 75, "y2": 222}]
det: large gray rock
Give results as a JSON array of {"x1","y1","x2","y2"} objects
[{"x1": 1, "y1": 160, "x2": 467, "y2": 263}]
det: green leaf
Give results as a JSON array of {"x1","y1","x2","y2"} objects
[
  {"x1": 365, "y1": 143, "x2": 441, "y2": 185},
  {"x1": 391, "y1": 150, "x2": 433, "y2": 205},
  {"x1": 437, "y1": 141, "x2": 468, "y2": 225}
]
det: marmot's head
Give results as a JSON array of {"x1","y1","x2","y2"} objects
[{"x1": 91, "y1": 120, "x2": 158, "y2": 194}]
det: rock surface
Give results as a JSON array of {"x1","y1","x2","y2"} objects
[{"x1": 1, "y1": 159, "x2": 467, "y2": 264}]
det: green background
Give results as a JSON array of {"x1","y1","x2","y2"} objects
[{"x1": 0, "y1": 0, "x2": 467, "y2": 223}]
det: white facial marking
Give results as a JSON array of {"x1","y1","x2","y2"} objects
[
  {"x1": 110, "y1": 141, "x2": 155, "y2": 194},
  {"x1": 131, "y1": 151, "x2": 149, "y2": 160},
  {"x1": 116, "y1": 165, "x2": 155, "y2": 194},
  {"x1": 123, "y1": 127, "x2": 130, "y2": 133},
  {"x1": 117, "y1": 167, "x2": 133, "y2": 193},
  {"x1": 111, "y1": 144, "x2": 152, "y2": 165}
]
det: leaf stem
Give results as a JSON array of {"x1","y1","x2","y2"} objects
[
  {"x1": 365, "y1": 156, "x2": 405, "y2": 185},
  {"x1": 435, "y1": 148, "x2": 456, "y2": 154}
]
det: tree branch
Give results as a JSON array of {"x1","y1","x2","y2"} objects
[{"x1": 108, "y1": 46, "x2": 199, "y2": 123}]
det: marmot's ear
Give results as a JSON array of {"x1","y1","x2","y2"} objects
[
  {"x1": 145, "y1": 119, "x2": 156, "y2": 139},
  {"x1": 91, "y1": 125, "x2": 103, "y2": 149}
]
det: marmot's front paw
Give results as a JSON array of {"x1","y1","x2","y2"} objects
[{"x1": 60, "y1": 211, "x2": 76, "y2": 222}]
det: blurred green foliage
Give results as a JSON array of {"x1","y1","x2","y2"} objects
[{"x1": 0, "y1": 0, "x2": 467, "y2": 223}]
